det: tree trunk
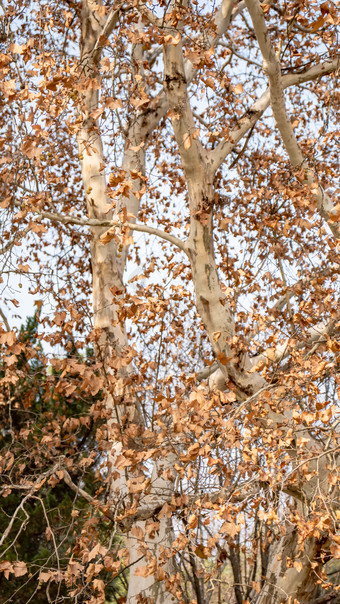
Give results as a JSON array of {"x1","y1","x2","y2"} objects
[
  {"x1": 257, "y1": 530, "x2": 322, "y2": 604},
  {"x1": 162, "y1": 8, "x2": 333, "y2": 603},
  {"x1": 77, "y1": 2, "x2": 176, "y2": 601}
]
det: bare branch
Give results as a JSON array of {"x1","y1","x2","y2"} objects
[
  {"x1": 28, "y1": 209, "x2": 187, "y2": 253},
  {"x1": 62, "y1": 469, "x2": 117, "y2": 523},
  {"x1": 0, "y1": 492, "x2": 32, "y2": 548},
  {"x1": 0, "y1": 466, "x2": 58, "y2": 548},
  {"x1": 271, "y1": 263, "x2": 340, "y2": 313},
  {"x1": 218, "y1": 41, "x2": 262, "y2": 68},
  {"x1": 0, "y1": 225, "x2": 32, "y2": 256},
  {"x1": 0, "y1": 307, "x2": 10, "y2": 331}
]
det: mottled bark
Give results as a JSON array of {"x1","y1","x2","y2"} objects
[
  {"x1": 257, "y1": 530, "x2": 322, "y2": 604},
  {"x1": 162, "y1": 6, "x2": 336, "y2": 604},
  {"x1": 77, "y1": 3, "x2": 175, "y2": 602},
  {"x1": 245, "y1": 0, "x2": 340, "y2": 240}
]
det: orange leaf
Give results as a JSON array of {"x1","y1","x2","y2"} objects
[
  {"x1": 164, "y1": 33, "x2": 181, "y2": 46},
  {"x1": 232, "y1": 83, "x2": 244, "y2": 95},
  {"x1": 13, "y1": 561, "x2": 28, "y2": 577},
  {"x1": 134, "y1": 565, "x2": 151, "y2": 578},
  {"x1": 183, "y1": 132, "x2": 192, "y2": 151}
]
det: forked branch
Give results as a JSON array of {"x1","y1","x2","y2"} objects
[
  {"x1": 210, "y1": 58, "x2": 339, "y2": 172},
  {"x1": 245, "y1": 0, "x2": 340, "y2": 239}
]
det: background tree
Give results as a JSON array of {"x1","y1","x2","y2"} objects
[
  {"x1": 0, "y1": 314, "x2": 127, "y2": 603},
  {"x1": 0, "y1": 1, "x2": 339, "y2": 603}
]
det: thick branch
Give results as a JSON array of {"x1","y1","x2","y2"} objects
[
  {"x1": 271, "y1": 263, "x2": 340, "y2": 313},
  {"x1": 253, "y1": 316, "x2": 340, "y2": 368},
  {"x1": 210, "y1": 58, "x2": 339, "y2": 172},
  {"x1": 91, "y1": 6, "x2": 121, "y2": 63},
  {"x1": 245, "y1": 0, "x2": 340, "y2": 238},
  {"x1": 136, "y1": 0, "x2": 238, "y2": 141}
]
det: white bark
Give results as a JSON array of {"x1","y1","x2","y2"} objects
[
  {"x1": 77, "y1": 3, "x2": 176, "y2": 602},
  {"x1": 245, "y1": 0, "x2": 340, "y2": 239},
  {"x1": 163, "y1": 10, "x2": 337, "y2": 603},
  {"x1": 256, "y1": 530, "x2": 323, "y2": 604},
  {"x1": 163, "y1": 12, "x2": 267, "y2": 399},
  {"x1": 210, "y1": 58, "x2": 339, "y2": 172}
]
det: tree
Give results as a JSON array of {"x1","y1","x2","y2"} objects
[{"x1": 0, "y1": 0, "x2": 339, "y2": 603}]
